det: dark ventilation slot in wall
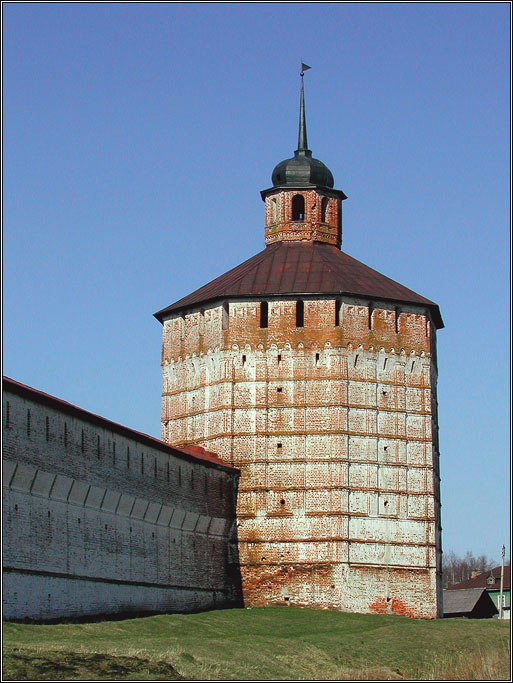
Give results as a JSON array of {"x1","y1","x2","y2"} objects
[
  {"x1": 64, "y1": 423, "x2": 68, "y2": 448},
  {"x1": 154, "y1": 458, "x2": 157, "y2": 479},
  {"x1": 97, "y1": 435, "x2": 101, "y2": 458},
  {"x1": 292, "y1": 194, "x2": 305, "y2": 220},
  {"x1": 178, "y1": 466, "x2": 182, "y2": 486},
  {"x1": 277, "y1": 354, "x2": 282, "y2": 364},
  {"x1": 127, "y1": 446, "x2": 130, "y2": 469},
  {"x1": 141, "y1": 453, "x2": 144, "y2": 475},
  {"x1": 315, "y1": 353, "x2": 320, "y2": 365},
  {"x1": 335, "y1": 299, "x2": 341, "y2": 326},
  {"x1": 81, "y1": 429, "x2": 85, "y2": 453},
  {"x1": 27, "y1": 409, "x2": 31, "y2": 437},
  {"x1": 113, "y1": 441, "x2": 116, "y2": 464},
  {"x1": 296, "y1": 300, "x2": 304, "y2": 328},
  {"x1": 191, "y1": 469, "x2": 194, "y2": 489},
  {"x1": 242, "y1": 355, "x2": 246, "y2": 366},
  {"x1": 6, "y1": 401, "x2": 10, "y2": 429},
  {"x1": 204, "y1": 472, "x2": 208, "y2": 493},
  {"x1": 167, "y1": 461, "x2": 170, "y2": 483},
  {"x1": 260, "y1": 301, "x2": 268, "y2": 329},
  {"x1": 45, "y1": 417, "x2": 50, "y2": 442}
]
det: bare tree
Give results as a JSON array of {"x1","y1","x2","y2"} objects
[{"x1": 442, "y1": 550, "x2": 497, "y2": 588}]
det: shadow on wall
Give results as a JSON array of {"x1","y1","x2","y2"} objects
[{"x1": 227, "y1": 476, "x2": 244, "y2": 610}]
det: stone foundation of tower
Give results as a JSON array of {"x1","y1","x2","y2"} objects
[{"x1": 161, "y1": 296, "x2": 442, "y2": 619}]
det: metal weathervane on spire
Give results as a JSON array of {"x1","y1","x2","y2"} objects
[{"x1": 298, "y1": 62, "x2": 311, "y2": 154}]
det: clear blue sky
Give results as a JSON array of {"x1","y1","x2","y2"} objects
[{"x1": 3, "y1": 3, "x2": 510, "y2": 563}]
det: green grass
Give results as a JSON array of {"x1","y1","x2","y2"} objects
[{"x1": 3, "y1": 607, "x2": 510, "y2": 680}]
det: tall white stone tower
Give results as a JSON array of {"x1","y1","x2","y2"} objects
[{"x1": 155, "y1": 71, "x2": 443, "y2": 618}]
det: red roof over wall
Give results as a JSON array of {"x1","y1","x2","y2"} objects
[
  {"x1": 154, "y1": 241, "x2": 443, "y2": 328},
  {"x1": 3, "y1": 377, "x2": 236, "y2": 473},
  {"x1": 448, "y1": 566, "x2": 510, "y2": 591}
]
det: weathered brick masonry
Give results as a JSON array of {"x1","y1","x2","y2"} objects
[
  {"x1": 2, "y1": 377, "x2": 241, "y2": 620},
  {"x1": 155, "y1": 76, "x2": 443, "y2": 618},
  {"x1": 3, "y1": 76, "x2": 443, "y2": 621}
]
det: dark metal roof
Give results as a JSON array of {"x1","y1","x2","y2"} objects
[
  {"x1": 3, "y1": 377, "x2": 237, "y2": 472},
  {"x1": 443, "y1": 588, "x2": 498, "y2": 616},
  {"x1": 271, "y1": 151, "x2": 334, "y2": 190},
  {"x1": 154, "y1": 241, "x2": 443, "y2": 328},
  {"x1": 448, "y1": 566, "x2": 510, "y2": 591},
  {"x1": 270, "y1": 72, "x2": 335, "y2": 190}
]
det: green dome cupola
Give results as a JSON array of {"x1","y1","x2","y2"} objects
[{"x1": 261, "y1": 67, "x2": 346, "y2": 248}]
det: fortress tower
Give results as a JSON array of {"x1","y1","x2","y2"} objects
[{"x1": 155, "y1": 73, "x2": 443, "y2": 618}]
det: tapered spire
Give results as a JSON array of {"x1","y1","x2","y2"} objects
[{"x1": 297, "y1": 64, "x2": 311, "y2": 155}]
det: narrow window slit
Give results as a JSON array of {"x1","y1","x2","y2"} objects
[
  {"x1": 222, "y1": 301, "x2": 229, "y2": 331},
  {"x1": 260, "y1": 301, "x2": 268, "y2": 329},
  {"x1": 296, "y1": 299, "x2": 304, "y2": 328},
  {"x1": 335, "y1": 299, "x2": 341, "y2": 326},
  {"x1": 292, "y1": 194, "x2": 305, "y2": 220},
  {"x1": 321, "y1": 197, "x2": 329, "y2": 222}
]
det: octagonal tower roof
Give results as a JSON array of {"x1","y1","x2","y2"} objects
[{"x1": 155, "y1": 70, "x2": 443, "y2": 329}]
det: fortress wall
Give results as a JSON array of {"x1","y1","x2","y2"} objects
[
  {"x1": 2, "y1": 379, "x2": 240, "y2": 621},
  {"x1": 161, "y1": 296, "x2": 442, "y2": 619}
]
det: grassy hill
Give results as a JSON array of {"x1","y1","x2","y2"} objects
[{"x1": 2, "y1": 607, "x2": 510, "y2": 680}]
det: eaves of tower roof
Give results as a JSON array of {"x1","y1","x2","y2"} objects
[{"x1": 154, "y1": 241, "x2": 443, "y2": 329}]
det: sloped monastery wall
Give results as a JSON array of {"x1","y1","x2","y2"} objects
[
  {"x1": 161, "y1": 296, "x2": 442, "y2": 618},
  {"x1": 2, "y1": 380, "x2": 240, "y2": 621}
]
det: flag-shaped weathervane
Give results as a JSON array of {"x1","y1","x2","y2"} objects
[{"x1": 300, "y1": 62, "x2": 311, "y2": 77}]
